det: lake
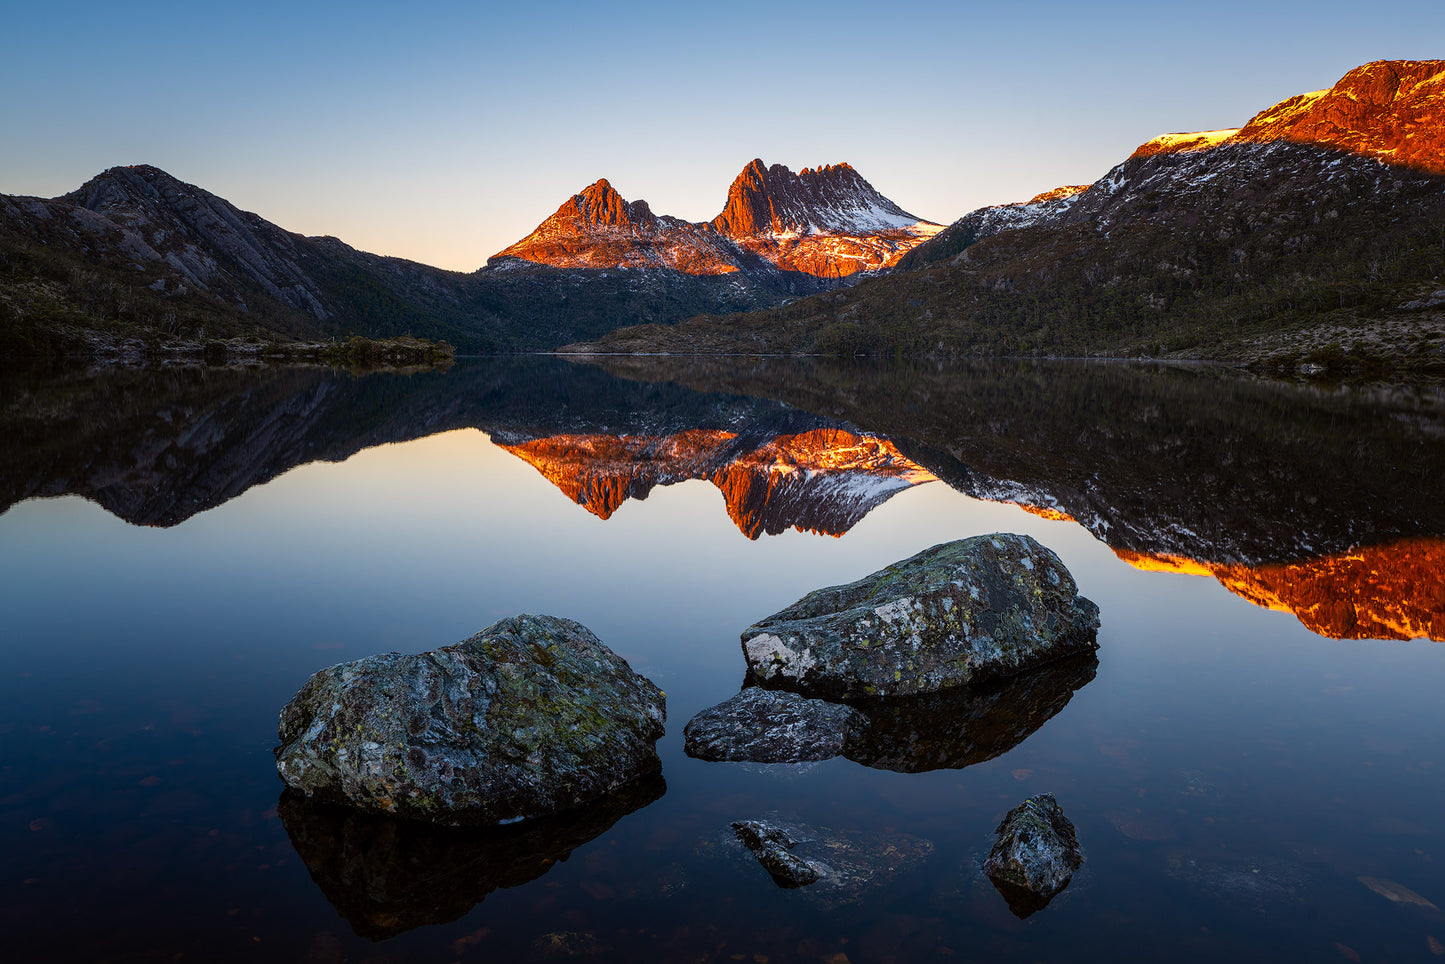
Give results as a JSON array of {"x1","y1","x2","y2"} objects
[{"x1": 2, "y1": 356, "x2": 1443, "y2": 962}]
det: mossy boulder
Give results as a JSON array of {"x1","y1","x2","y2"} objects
[
  {"x1": 742, "y1": 534, "x2": 1100, "y2": 699},
  {"x1": 274, "y1": 614, "x2": 665, "y2": 826},
  {"x1": 983, "y1": 793, "x2": 1082, "y2": 917}
]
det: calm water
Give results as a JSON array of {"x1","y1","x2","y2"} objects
[{"x1": 2, "y1": 357, "x2": 1444, "y2": 963}]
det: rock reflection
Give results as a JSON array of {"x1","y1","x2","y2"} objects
[
  {"x1": 845, "y1": 654, "x2": 1099, "y2": 773},
  {"x1": 684, "y1": 655, "x2": 1098, "y2": 772},
  {"x1": 277, "y1": 773, "x2": 665, "y2": 941}
]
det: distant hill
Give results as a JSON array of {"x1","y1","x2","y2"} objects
[{"x1": 570, "y1": 61, "x2": 1445, "y2": 376}]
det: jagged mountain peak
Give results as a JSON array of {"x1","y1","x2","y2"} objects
[
  {"x1": 491, "y1": 175, "x2": 741, "y2": 275},
  {"x1": 493, "y1": 158, "x2": 940, "y2": 279},
  {"x1": 554, "y1": 178, "x2": 658, "y2": 230},
  {"x1": 710, "y1": 158, "x2": 918, "y2": 238}
]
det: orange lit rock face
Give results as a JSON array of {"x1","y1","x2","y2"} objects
[
  {"x1": 499, "y1": 427, "x2": 936, "y2": 539},
  {"x1": 1129, "y1": 59, "x2": 1445, "y2": 174},
  {"x1": 493, "y1": 160, "x2": 941, "y2": 279},
  {"x1": 1027, "y1": 185, "x2": 1091, "y2": 204},
  {"x1": 1115, "y1": 540, "x2": 1445, "y2": 641},
  {"x1": 492, "y1": 180, "x2": 742, "y2": 275},
  {"x1": 709, "y1": 160, "x2": 942, "y2": 278}
]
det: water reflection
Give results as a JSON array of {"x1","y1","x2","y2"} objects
[
  {"x1": 500, "y1": 427, "x2": 936, "y2": 538},
  {"x1": 3, "y1": 356, "x2": 1442, "y2": 640},
  {"x1": 277, "y1": 773, "x2": 665, "y2": 940},
  {"x1": 1116, "y1": 539, "x2": 1445, "y2": 641},
  {"x1": 846, "y1": 654, "x2": 1100, "y2": 773}
]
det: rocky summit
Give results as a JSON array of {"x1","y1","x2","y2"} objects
[
  {"x1": 493, "y1": 158, "x2": 940, "y2": 279},
  {"x1": 274, "y1": 614, "x2": 666, "y2": 825},
  {"x1": 983, "y1": 793, "x2": 1083, "y2": 918},
  {"x1": 741, "y1": 534, "x2": 1100, "y2": 700}
]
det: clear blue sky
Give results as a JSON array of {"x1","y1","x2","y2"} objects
[{"x1": 3, "y1": 0, "x2": 1440, "y2": 270}]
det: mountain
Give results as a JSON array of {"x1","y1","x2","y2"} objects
[
  {"x1": 572, "y1": 60, "x2": 1445, "y2": 374},
  {"x1": 492, "y1": 159, "x2": 940, "y2": 280},
  {"x1": 1, "y1": 163, "x2": 876, "y2": 358},
  {"x1": 0, "y1": 164, "x2": 489, "y2": 353}
]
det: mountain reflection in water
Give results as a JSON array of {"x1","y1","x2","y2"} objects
[
  {"x1": 2, "y1": 355, "x2": 1441, "y2": 641},
  {"x1": 499, "y1": 428, "x2": 936, "y2": 538}
]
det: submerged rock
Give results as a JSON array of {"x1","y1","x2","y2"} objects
[
  {"x1": 278, "y1": 774, "x2": 664, "y2": 940},
  {"x1": 725, "y1": 815, "x2": 934, "y2": 901},
  {"x1": 683, "y1": 687, "x2": 867, "y2": 763},
  {"x1": 983, "y1": 793, "x2": 1082, "y2": 918},
  {"x1": 742, "y1": 534, "x2": 1100, "y2": 699},
  {"x1": 732, "y1": 819, "x2": 826, "y2": 886},
  {"x1": 275, "y1": 614, "x2": 666, "y2": 825}
]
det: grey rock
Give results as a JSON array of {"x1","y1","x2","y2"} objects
[
  {"x1": 983, "y1": 793, "x2": 1082, "y2": 917},
  {"x1": 683, "y1": 687, "x2": 867, "y2": 763},
  {"x1": 725, "y1": 816, "x2": 935, "y2": 901},
  {"x1": 732, "y1": 820, "x2": 826, "y2": 886},
  {"x1": 275, "y1": 614, "x2": 665, "y2": 825},
  {"x1": 742, "y1": 534, "x2": 1100, "y2": 699}
]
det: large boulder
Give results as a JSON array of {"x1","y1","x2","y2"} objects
[
  {"x1": 275, "y1": 614, "x2": 666, "y2": 825},
  {"x1": 742, "y1": 534, "x2": 1100, "y2": 699},
  {"x1": 983, "y1": 793, "x2": 1083, "y2": 917},
  {"x1": 683, "y1": 687, "x2": 867, "y2": 763}
]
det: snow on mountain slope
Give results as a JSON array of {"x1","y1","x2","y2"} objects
[{"x1": 493, "y1": 159, "x2": 940, "y2": 280}]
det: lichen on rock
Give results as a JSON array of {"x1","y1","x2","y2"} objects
[
  {"x1": 683, "y1": 687, "x2": 867, "y2": 763},
  {"x1": 742, "y1": 533, "x2": 1100, "y2": 699},
  {"x1": 983, "y1": 793, "x2": 1083, "y2": 917},
  {"x1": 274, "y1": 614, "x2": 665, "y2": 826}
]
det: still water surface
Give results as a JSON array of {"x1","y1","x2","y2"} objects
[{"x1": 2, "y1": 357, "x2": 1443, "y2": 962}]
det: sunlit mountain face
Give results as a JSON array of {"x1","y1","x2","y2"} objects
[
  {"x1": 498, "y1": 428, "x2": 938, "y2": 539},
  {"x1": 491, "y1": 159, "x2": 941, "y2": 279},
  {"x1": 1131, "y1": 59, "x2": 1445, "y2": 174}
]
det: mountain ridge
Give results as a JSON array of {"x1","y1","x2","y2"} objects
[
  {"x1": 492, "y1": 158, "x2": 940, "y2": 280},
  {"x1": 0, "y1": 163, "x2": 824, "y2": 356},
  {"x1": 572, "y1": 59, "x2": 1445, "y2": 374}
]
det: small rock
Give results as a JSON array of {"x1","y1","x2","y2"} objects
[
  {"x1": 684, "y1": 688, "x2": 867, "y2": 763},
  {"x1": 725, "y1": 816, "x2": 934, "y2": 901},
  {"x1": 982, "y1": 793, "x2": 1082, "y2": 918},
  {"x1": 733, "y1": 820, "x2": 826, "y2": 886},
  {"x1": 275, "y1": 614, "x2": 665, "y2": 825},
  {"x1": 742, "y1": 534, "x2": 1099, "y2": 699}
]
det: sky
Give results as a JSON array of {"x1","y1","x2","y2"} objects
[{"x1": 3, "y1": 0, "x2": 1442, "y2": 271}]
